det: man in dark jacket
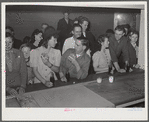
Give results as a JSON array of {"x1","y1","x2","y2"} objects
[{"x1": 56, "y1": 10, "x2": 73, "y2": 52}]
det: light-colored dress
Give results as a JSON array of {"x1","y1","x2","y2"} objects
[
  {"x1": 92, "y1": 49, "x2": 111, "y2": 74},
  {"x1": 30, "y1": 46, "x2": 61, "y2": 83}
]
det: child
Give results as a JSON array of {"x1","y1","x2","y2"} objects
[
  {"x1": 128, "y1": 30, "x2": 140, "y2": 72},
  {"x1": 20, "y1": 44, "x2": 35, "y2": 84}
]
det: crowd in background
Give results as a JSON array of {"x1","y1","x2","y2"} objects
[{"x1": 5, "y1": 10, "x2": 140, "y2": 96}]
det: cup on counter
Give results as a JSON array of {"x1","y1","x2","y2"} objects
[{"x1": 97, "y1": 77, "x2": 102, "y2": 83}]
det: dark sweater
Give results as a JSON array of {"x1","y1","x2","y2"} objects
[{"x1": 109, "y1": 34, "x2": 129, "y2": 63}]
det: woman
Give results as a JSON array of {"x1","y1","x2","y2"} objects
[
  {"x1": 128, "y1": 30, "x2": 140, "y2": 71},
  {"x1": 30, "y1": 32, "x2": 61, "y2": 87},
  {"x1": 92, "y1": 34, "x2": 114, "y2": 74},
  {"x1": 6, "y1": 32, "x2": 27, "y2": 96},
  {"x1": 30, "y1": 29, "x2": 43, "y2": 49}
]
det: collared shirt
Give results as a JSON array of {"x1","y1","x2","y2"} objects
[
  {"x1": 109, "y1": 34, "x2": 129, "y2": 62},
  {"x1": 62, "y1": 36, "x2": 91, "y2": 57},
  {"x1": 30, "y1": 46, "x2": 61, "y2": 83},
  {"x1": 62, "y1": 36, "x2": 75, "y2": 54},
  {"x1": 60, "y1": 49, "x2": 91, "y2": 79}
]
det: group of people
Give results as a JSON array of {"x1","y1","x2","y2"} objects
[{"x1": 5, "y1": 10, "x2": 140, "y2": 96}]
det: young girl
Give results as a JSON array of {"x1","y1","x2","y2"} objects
[
  {"x1": 128, "y1": 30, "x2": 140, "y2": 71},
  {"x1": 20, "y1": 44, "x2": 34, "y2": 84},
  {"x1": 92, "y1": 34, "x2": 114, "y2": 74}
]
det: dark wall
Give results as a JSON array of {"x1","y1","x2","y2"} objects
[
  {"x1": 6, "y1": 5, "x2": 114, "y2": 41},
  {"x1": 6, "y1": 5, "x2": 140, "y2": 41}
]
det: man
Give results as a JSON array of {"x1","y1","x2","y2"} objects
[
  {"x1": 41, "y1": 23, "x2": 49, "y2": 33},
  {"x1": 62, "y1": 24, "x2": 82, "y2": 54},
  {"x1": 59, "y1": 37, "x2": 91, "y2": 82},
  {"x1": 57, "y1": 10, "x2": 73, "y2": 52},
  {"x1": 62, "y1": 24, "x2": 90, "y2": 56},
  {"x1": 109, "y1": 25, "x2": 129, "y2": 73},
  {"x1": 6, "y1": 26, "x2": 22, "y2": 49},
  {"x1": 78, "y1": 16, "x2": 99, "y2": 74}
]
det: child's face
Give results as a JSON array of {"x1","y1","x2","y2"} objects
[
  {"x1": 129, "y1": 34, "x2": 138, "y2": 43},
  {"x1": 22, "y1": 47, "x2": 31, "y2": 59}
]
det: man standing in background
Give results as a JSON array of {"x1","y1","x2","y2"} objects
[{"x1": 56, "y1": 10, "x2": 73, "y2": 52}]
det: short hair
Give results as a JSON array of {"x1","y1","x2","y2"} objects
[
  {"x1": 78, "y1": 16, "x2": 89, "y2": 25},
  {"x1": 72, "y1": 24, "x2": 82, "y2": 31},
  {"x1": 115, "y1": 25, "x2": 125, "y2": 33},
  {"x1": 6, "y1": 32, "x2": 14, "y2": 42},
  {"x1": 128, "y1": 30, "x2": 139, "y2": 38},
  {"x1": 20, "y1": 43, "x2": 31, "y2": 51},
  {"x1": 106, "y1": 29, "x2": 114, "y2": 34},
  {"x1": 123, "y1": 24, "x2": 131, "y2": 30},
  {"x1": 42, "y1": 33, "x2": 59, "y2": 49},
  {"x1": 77, "y1": 36, "x2": 89, "y2": 52},
  {"x1": 97, "y1": 34, "x2": 109, "y2": 45},
  {"x1": 23, "y1": 36, "x2": 31, "y2": 44},
  {"x1": 30, "y1": 29, "x2": 43, "y2": 44},
  {"x1": 6, "y1": 26, "x2": 14, "y2": 32},
  {"x1": 62, "y1": 9, "x2": 70, "y2": 14}
]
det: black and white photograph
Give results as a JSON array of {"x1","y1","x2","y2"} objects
[{"x1": 1, "y1": 1, "x2": 148, "y2": 121}]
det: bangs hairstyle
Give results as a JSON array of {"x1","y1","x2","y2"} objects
[
  {"x1": 128, "y1": 30, "x2": 139, "y2": 37},
  {"x1": 97, "y1": 34, "x2": 109, "y2": 45},
  {"x1": 115, "y1": 25, "x2": 125, "y2": 33},
  {"x1": 42, "y1": 33, "x2": 59, "y2": 49},
  {"x1": 77, "y1": 36, "x2": 89, "y2": 52},
  {"x1": 30, "y1": 29, "x2": 43, "y2": 44},
  {"x1": 6, "y1": 32, "x2": 14, "y2": 42}
]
